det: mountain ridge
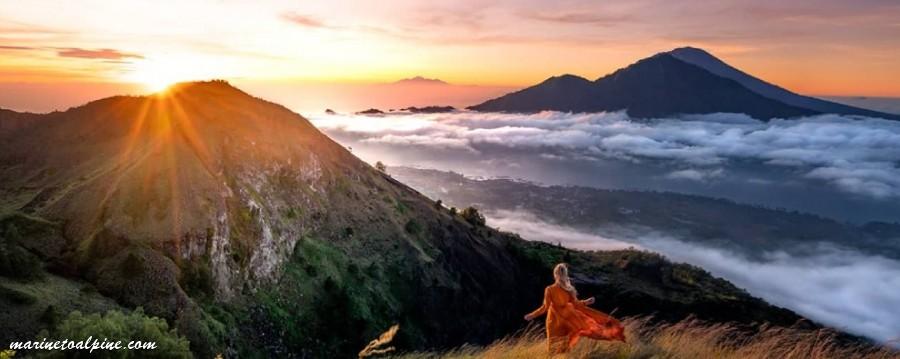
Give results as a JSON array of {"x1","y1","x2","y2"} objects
[
  {"x1": 392, "y1": 76, "x2": 448, "y2": 85},
  {"x1": 470, "y1": 48, "x2": 900, "y2": 120},
  {"x1": 668, "y1": 47, "x2": 896, "y2": 119}
]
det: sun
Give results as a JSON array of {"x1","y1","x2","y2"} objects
[
  {"x1": 125, "y1": 56, "x2": 225, "y2": 93},
  {"x1": 125, "y1": 58, "x2": 185, "y2": 92},
  {"x1": 142, "y1": 77, "x2": 176, "y2": 93}
]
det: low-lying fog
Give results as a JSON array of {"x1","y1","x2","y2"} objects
[
  {"x1": 310, "y1": 111, "x2": 900, "y2": 223},
  {"x1": 489, "y1": 209, "x2": 900, "y2": 345}
]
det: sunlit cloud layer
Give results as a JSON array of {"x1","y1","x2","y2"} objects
[
  {"x1": 638, "y1": 232, "x2": 900, "y2": 345},
  {"x1": 311, "y1": 111, "x2": 900, "y2": 199},
  {"x1": 489, "y1": 209, "x2": 900, "y2": 344},
  {"x1": 487, "y1": 210, "x2": 636, "y2": 251}
]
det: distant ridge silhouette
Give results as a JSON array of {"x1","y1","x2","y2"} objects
[
  {"x1": 668, "y1": 47, "x2": 894, "y2": 118},
  {"x1": 393, "y1": 76, "x2": 448, "y2": 85},
  {"x1": 471, "y1": 48, "x2": 899, "y2": 120}
]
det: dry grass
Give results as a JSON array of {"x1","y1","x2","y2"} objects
[
  {"x1": 360, "y1": 324, "x2": 401, "y2": 358},
  {"x1": 390, "y1": 317, "x2": 899, "y2": 359}
]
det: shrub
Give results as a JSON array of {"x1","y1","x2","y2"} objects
[
  {"x1": 40, "y1": 305, "x2": 59, "y2": 326},
  {"x1": 374, "y1": 161, "x2": 387, "y2": 172},
  {"x1": 181, "y1": 261, "x2": 214, "y2": 298},
  {"x1": 37, "y1": 308, "x2": 192, "y2": 359},
  {"x1": 394, "y1": 201, "x2": 409, "y2": 215},
  {"x1": 305, "y1": 264, "x2": 318, "y2": 277},
  {"x1": 460, "y1": 207, "x2": 486, "y2": 227},
  {"x1": 120, "y1": 252, "x2": 145, "y2": 279},
  {"x1": 404, "y1": 219, "x2": 422, "y2": 235}
]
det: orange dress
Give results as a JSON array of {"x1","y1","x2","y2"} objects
[{"x1": 527, "y1": 284, "x2": 625, "y2": 352}]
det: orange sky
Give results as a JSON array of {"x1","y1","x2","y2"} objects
[{"x1": 1, "y1": 0, "x2": 899, "y2": 112}]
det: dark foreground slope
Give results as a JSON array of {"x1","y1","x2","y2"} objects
[{"x1": 0, "y1": 82, "x2": 838, "y2": 357}]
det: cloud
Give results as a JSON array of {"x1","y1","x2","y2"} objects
[
  {"x1": 521, "y1": 11, "x2": 632, "y2": 25},
  {"x1": 0, "y1": 45, "x2": 34, "y2": 50},
  {"x1": 56, "y1": 48, "x2": 143, "y2": 60},
  {"x1": 629, "y1": 230, "x2": 900, "y2": 345},
  {"x1": 277, "y1": 9, "x2": 546, "y2": 47},
  {"x1": 666, "y1": 168, "x2": 724, "y2": 181},
  {"x1": 310, "y1": 111, "x2": 900, "y2": 199},
  {"x1": 489, "y1": 210, "x2": 900, "y2": 344},
  {"x1": 364, "y1": 134, "x2": 478, "y2": 153},
  {"x1": 486, "y1": 210, "x2": 636, "y2": 251},
  {"x1": 406, "y1": 6, "x2": 488, "y2": 31},
  {"x1": 281, "y1": 12, "x2": 327, "y2": 28}
]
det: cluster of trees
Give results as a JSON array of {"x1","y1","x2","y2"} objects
[
  {"x1": 436, "y1": 201, "x2": 486, "y2": 227},
  {"x1": 36, "y1": 309, "x2": 192, "y2": 358},
  {"x1": 459, "y1": 207, "x2": 486, "y2": 227}
]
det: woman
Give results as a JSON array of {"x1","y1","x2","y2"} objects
[{"x1": 524, "y1": 263, "x2": 625, "y2": 353}]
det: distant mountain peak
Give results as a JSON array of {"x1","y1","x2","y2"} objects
[
  {"x1": 668, "y1": 46, "x2": 714, "y2": 56},
  {"x1": 544, "y1": 74, "x2": 590, "y2": 83},
  {"x1": 471, "y1": 51, "x2": 814, "y2": 119},
  {"x1": 471, "y1": 47, "x2": 899, "y2": 120},
  {"x1": 393, "y1": 76, "x2": 448, "y2": 85},
  {"x1": 665, "y1": 47, "x2": 899, "y2": 119},
  {"x1": 665, "y1": 47, "x2": 722, "y2": 67}
]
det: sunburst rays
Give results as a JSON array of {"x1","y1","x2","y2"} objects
[{"x1": 89, "y1": 88, "x2": 216, "y2": 258}]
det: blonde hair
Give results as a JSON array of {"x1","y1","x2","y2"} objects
[{"x1": 553, "y1": 263, "x2": 577, "y2": 298}]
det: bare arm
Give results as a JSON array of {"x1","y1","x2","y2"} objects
[{"x1": 524, "y1": 287, "x2": 550, "y2": 320}]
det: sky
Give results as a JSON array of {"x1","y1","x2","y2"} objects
[{"x1": 1, "y1": 0, "x2": 900, "y2": 112}]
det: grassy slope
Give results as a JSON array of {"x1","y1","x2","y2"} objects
[
  {"x1": 392, "y1": 317, "x2": 898, "y2": 359},
  {"x1": 0, "y1": 212, "x2": 124, "y2": 347}
]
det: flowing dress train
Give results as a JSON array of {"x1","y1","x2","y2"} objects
[{"x1": 527, "y1": 284, "x2": 625, "y2": 352}]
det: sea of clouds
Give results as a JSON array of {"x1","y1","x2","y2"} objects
[
  {"x1": 488, "y1": 209, "x2": 900, "y2": 345},
  {"x1": 309, "y1": 110, "x2": 900, "y2": 343},
  {"x1": 310, "y1": 111, "x2": 900, "y2": 200}
]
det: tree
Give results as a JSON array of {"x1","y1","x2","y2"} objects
[
  {"x1": 374, "y1": 161, "x2": 387, "y2": 172},
  {"x1": 37, "y1": 308, "x2": 192, "y2": 359},
  {"x1": 460, "y1": 207, "x2": 486, "y2": 227}
]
